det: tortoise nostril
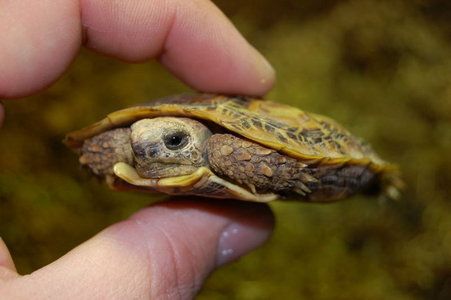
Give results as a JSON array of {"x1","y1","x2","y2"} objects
[
  {"x1": 132, "y1": 142, "x2": 160, "y2": 159},
  {"x1": 147, "y1": 147, "x2": 159, "y2": 157}
]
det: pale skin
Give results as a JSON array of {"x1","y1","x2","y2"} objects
[{"x1": 0, "y1": 0, "x2": 276, "y2": 299}]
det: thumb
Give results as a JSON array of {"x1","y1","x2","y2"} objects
[{"x1": 0, "y1": 200, "x2": 274, "y2": 299}]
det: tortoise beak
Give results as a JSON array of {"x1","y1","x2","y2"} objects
[{"x1": 113, "y1": 162, "x2": 206, "y2": 189}]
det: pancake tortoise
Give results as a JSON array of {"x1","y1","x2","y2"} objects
[{"x1": 64, "y1": 94, "x2": 402, "y2": 202}]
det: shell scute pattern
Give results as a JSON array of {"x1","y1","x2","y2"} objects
[
  {"x1": 66, "y1": 94, "x2": 391, "y2": 172},
  {"x1": 214, "y1": 98, "x2": 383, "y2": 164}
]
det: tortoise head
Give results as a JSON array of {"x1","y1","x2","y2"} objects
[{"x1": 130, "y1": 117, "x2": 212, "y2": 178}]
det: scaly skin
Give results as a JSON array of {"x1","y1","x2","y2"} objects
[
  {"x1": 80, "y1": 128, "x2": 133, "y2": 176},
  {"x1": 206, "y1": 134, "x2": 378, "y2": 202},
  {"x1": 206, "y1": 134, "x2": 311, "y2": 195},
  {"x1": 78, "y1": 125, "x2": 380, "y2": 202},
  {"x1": 66, "y1": 94, "x2": 402, "y2": 201}
]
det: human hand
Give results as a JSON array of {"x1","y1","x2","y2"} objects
[{"x1": 0, "y1": 1, "x2": 275, "y2": 299}]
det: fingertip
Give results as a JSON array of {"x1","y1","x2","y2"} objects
[
  {"x1": 101, "y1": 199, "x2": 274, "y2": 299},
  {"x1": 248, "y1": 49, "x2": 276, "y2": 96},
  {"x1": 158, "y1": 0, "x2": 277, "y2": 96},
  {"x1": 214, "y1": 200, "x2": 274, "y2": 265},
  {"x1": 127, "y1": 199, "x2": 274, "y2": 297},
  {"x1": 133, "y1": 199, "x2": 275, "y2": 268},
  {"x1": 130, "y1": 199, "x2": 275, "y2": 244},
  {"x1": 162, "y1": 45, "x2": 276, "y2": 97}
]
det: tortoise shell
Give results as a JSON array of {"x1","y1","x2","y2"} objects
[{"x1": 65, "y1": 94, "x2": 402, "y2": 202}]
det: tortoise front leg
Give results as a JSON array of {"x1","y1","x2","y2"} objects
[{"x1": 206, "y1": 134, "x2": 315, "y2": 198}]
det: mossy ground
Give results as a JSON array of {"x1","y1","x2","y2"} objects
[{"x1": 1, "y1": 1, "x2": 450, "y2": 299}]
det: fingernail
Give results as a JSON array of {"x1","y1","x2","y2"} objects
[{"x1": 216, "y1": 219, "x2": 271, "y2": 266}]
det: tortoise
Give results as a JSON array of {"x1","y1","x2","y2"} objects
[{"x1": 64, "y1": 94, "x2": 402, "y2": 202}]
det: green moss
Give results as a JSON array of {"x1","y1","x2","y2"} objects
[{"x1": 1, "y1": 0, "x2": 450, "y2": 298}]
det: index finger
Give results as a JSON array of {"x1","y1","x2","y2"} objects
[{"x1": 0, "y1": 0, "x2": 275, "y2": 98}]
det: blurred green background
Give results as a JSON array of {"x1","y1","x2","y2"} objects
[{"x1": 1, "y1": 0, "x2": 451, "y2": 299}]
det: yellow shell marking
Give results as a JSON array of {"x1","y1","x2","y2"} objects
[{"x1": 65, "y1": 94, "x2": 398, "y2": 177}]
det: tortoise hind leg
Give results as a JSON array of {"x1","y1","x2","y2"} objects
[{"x1": 303, "y1": 164, "x2": 379, "y2": 202}]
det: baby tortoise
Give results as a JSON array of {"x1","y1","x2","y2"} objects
[{"x1": 64, "y1": 94, "x2": 402, "y2": 202}]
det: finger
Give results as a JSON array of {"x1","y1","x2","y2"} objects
[
  {"x1": 2, "y1": 200, "x2": 274, "y2": 299},
  {"x1": 82, "y1": 0, "x2": 275, "y2": 96},
  {"x1": 0, "y1": 237, "x2": 18, "y2": 280},
  {"x1": 0, "y1": 0, "x2": 274, "y2": 98},
  {"x1": 0, "y1": 0, "x2": 81, "y2": 98}
]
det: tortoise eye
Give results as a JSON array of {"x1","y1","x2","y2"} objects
[{"x1": 163, "y1": 131, "x2": 189, "y2": 150}]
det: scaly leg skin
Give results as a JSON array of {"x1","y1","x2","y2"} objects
[
  {"x1": 303, "y1": 164, "x2": 378, "y2": 202},
  {"x1": 78, "y1": 128, "x2": 379, "y2": 202},
  {"x1": 206, "y1": 134, "x2": 378, "y2": 202},
  {"x1": 79, "y1": 128, "x2": 133, "y2": 176}
]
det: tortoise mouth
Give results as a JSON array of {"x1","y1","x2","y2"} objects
[
  {"x1": 113, "y1": 162, "x2": 209, "y2": 190},
  {"x1": 134, "y1": 161, "x2": 199, "y2": 179}
]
